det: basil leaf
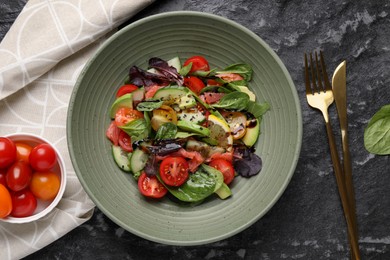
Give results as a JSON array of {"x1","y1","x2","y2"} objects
[
  {"x1": 155, "y1": 122, "x2": 177, "y2": 140},
  {"x1": 119, "y1": 118, "x2": 148, "y2": 141},
  {"x1": 179, "y1": 63, "x2": 192, "y2": 76},
  {"x1": 212, "y1": 91, "x2": 250, "y2": 111},
  {"x1": 160, "y1": 166, "x2": 217, "y2": 202},
  {"x1": 191, "y1": 69, "x2": 216, "y2": 77},
  {"x1": 136, "y1": 100, "x2": 164, "y2": 111},
  {"x1": 364, "y1": 104, "x2": 390, "y2": 155},
  {"x1": 247, "y1": 101, "x2": 270, "y2": 118},
  {"x1": 216, "y1": 63, "x2": 253, "y2": 81}
]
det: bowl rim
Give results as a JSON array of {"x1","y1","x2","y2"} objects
[
  {"x1": 1, "y1": 133, "x2": 67, "y2": 224},
  {"x1": 67, "y1": 10, "x2": 302, "y2": 245}
]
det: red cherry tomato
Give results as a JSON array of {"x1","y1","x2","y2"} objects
[
  {"x1": 118, "y1": 131, "x2": 133, "y2": 152},
  {"x1": 10, "y1": 189, "x2": 37, "y2": 217},
  {"x1": 208, "y1": 159, "x2": 235, "y2": 185},
  {"x1": 30, "y1": 171, "x2": 60, "y2": 201},
  {"x1": 106, "y1": 121, "x2": 121, "y2": 146},
  {"x1": 0, "y1": 184, "x2": 12, "y2": 218},
  {"x1": 116, "y1": 84, "x2": 138, "y2": 98},
  {"x1": 183, "y1": 55, "x2": 210, "y2": 73},
  {"x1": 184, "y1": 76, "x2": 206, "y2": 95},
  {"x1": 29, "y1": 143, "x2": 57, "y2": 172},
  {"x1": 6, "y1": 161, "x2": 32, "y2": 191},
  {"x1": 15, "y1": 142, "x2": 33, "y2": 163},
  {"x1": 159, "y1": 156, "x2": 189, "y2": 187},
  {"x1": 0, "y1": 137, "x2": 17, "y2": 169},
  {"x1": 114, "y1": 108, "x2": 144, "y2": 127},
  {"x1": 0, "y1": 168, "x2": 6, "y2": 187},
  {"x1": 138, "y1": 172, "x2": 167, "y2": 198}
]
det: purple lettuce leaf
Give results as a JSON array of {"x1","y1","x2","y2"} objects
[
  {"x1": 129, "y1": 66, "x2": 170, "y2": 87},
  {"x1": 149, "y1": 57, "x2": 184, "y2": 86}
]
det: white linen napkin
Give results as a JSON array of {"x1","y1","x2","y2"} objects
[{"x1": 0, "y1": 1, "x2": 154, "y2": 259}]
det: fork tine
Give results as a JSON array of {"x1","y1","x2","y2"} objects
[
  {"x1": 304, "y1": 53, "x2": 312, "y2": 95},
  {"x1": 309, "y1": 53, "x2": 318, "y2": 93},
  {"x1": 315, "y1": 52, "x2": 323, "y2": 91},
  {"x1": 320, "y1": 51, "x2": 332, "y2": 91}
]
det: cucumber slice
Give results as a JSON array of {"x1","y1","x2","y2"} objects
[
  {"x1": 167, "y1": 56, "x2": 182, "y2": 71},
  {"x1": 112, "y1": 145, "x2": 132, "y2": 172},
  {"x1": 130, "y1": 148, "x2": 149, "y2": 174}
]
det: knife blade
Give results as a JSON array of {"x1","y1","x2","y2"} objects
[{"x1": 332, "y1": 61, "x2": 360, "y2": 259}]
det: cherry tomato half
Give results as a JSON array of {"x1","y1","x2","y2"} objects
[
  {"x1": 138, "y1": 172, "x2": 167, "y2": 199},
  {"x1": 29, "y1": 143, "x2": 57, "y2": 172},
  {"x1": 184, "y1": 76, "x2": 206, "y2": 95},
  {"x1": 6, "y1": 161, "x2": 32, "y2": 192},
  {"x1": 114, "y1": 107, "x2": 144, "y2": 127},
  {"x1": 106, "y1": 121, "x2": 121, "y2": 146},
  {"x1": 151, "y1": 105, "x2": 178, "y2": 131},
  {"x1": 0, "y1": 137, "x2": 17, "y2": 169},
  {"x1": 30, "y1": 171, "x2": 60, "y2": 201},
  {"x1": 116, "y1": 84, "x2": 138, "y2": 98},
  {"x1": 159, "y1": 156, "x2": 189, "y2": 187},
  {"x1": 183, "y1": 55, "x2": 210, "y2": 73},
  {"x1": 209, "y1": 158, "x2": 235, "y2": 185},
  {"x1": 118, "y1": 131, "x2": 133, "y2": 152},
  {"x1": 11, "y1": 189, "x2": 37, "y2": 217},
  {"x1": 15, "y1": 142, "x2": 33, "y2": 163},
  {"x1": 0, "y1": 184, "x2": 12, "y2": 218}
]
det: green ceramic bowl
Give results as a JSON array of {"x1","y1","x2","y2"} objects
[{"x1": 67, "y1": 11, "x2": 302, "y2": 245}]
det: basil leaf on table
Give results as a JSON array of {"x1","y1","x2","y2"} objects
[
  {"x1": 364, "y1": 104, "x2": 390, "y2": 155},
  {"x1": 212, "y1": 91, "x2": 250, "y2": 111}
]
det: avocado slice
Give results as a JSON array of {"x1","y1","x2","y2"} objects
[
  {"x1": 109, "y1": 93, "x2": 133, "y2": 118},
  {"x1": 177, "y1": 120, "x2": 210, "y2": 136},
  {"x1": 242, "y1": 118, "x2": 260, "y2": 147},
  {"x1": 153, "y1": 86, "x2": 196, "y2": 109}
]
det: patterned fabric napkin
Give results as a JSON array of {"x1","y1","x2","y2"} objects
[{"x1": 0, "y1": 1, "x2": 154, "y2": 259}]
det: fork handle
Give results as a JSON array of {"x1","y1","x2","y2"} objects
[{"x1": 325, "y1": 120, "x2": 361, "y2": 260}]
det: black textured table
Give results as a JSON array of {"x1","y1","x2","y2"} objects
[{"x1": 2, "y1": 1, "x2": 389, "y2": 259}]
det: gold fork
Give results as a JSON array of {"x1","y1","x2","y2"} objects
[{"x1": 304, "y1": 51, "x2": 360, "y2": 259}]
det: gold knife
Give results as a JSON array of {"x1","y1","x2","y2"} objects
[{"x1": 332, "y1": 61, "x2": 360, "y2": 259}]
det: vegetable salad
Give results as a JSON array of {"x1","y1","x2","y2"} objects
[{"x1": 106, "y1": 55, "x2": 269, "y2": 203}]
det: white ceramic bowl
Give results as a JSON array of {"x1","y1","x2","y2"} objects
[{"x1": 1, "y1": 133, "x2": 66, "y2": 224}]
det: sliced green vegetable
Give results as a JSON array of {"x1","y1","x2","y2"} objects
[
  {"x1": 109, "y1": 93, "x2": 132, "y2": 118},
  {"x1": 112, "y1": 145, "x2": 132, "y2": 172},
  {"x1": 130, "y1": 148, "x2": 149, "y2": 176}
]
